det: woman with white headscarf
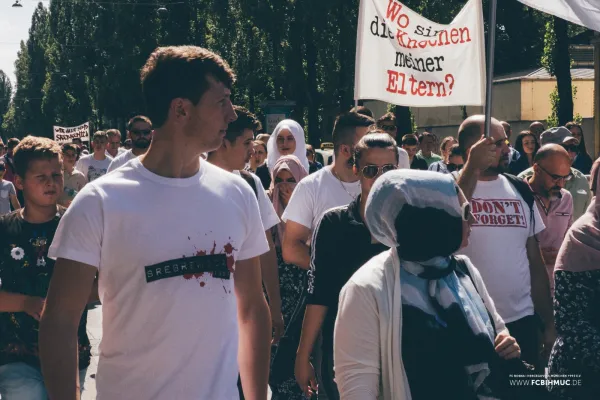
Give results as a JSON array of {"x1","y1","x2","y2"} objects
[
  {"x1": 334, "y1": 170, "x2": 523, "y2": 400},
  {"x1": 255, "y1": 119, "x2": 310, "y2": 189}
]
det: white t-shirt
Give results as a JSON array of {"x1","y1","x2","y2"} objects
[
  {"x1": 76, "y1": 154, "x2": 113, "y2": 182},
  {"x1": 233, "y1": 170, "x2": 280, "y2": 231},
  {"x1": 282, "y1": 166, "x2": 361, "y2": 231},
  {"x1": 397, "y1": 147, "x2": 410, "y2": 169},
  {"x1": 458, "y1": 175, "x2": 545, "y2": 323},
  {"x1": 49, "y1": 158, "x2": 269, "y2": 400},
  {"x1": 107, "y1": 149, "x2": 136, "y2": 173}
]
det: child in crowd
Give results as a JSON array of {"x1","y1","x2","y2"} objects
[
  {"x1": 59, "y1": 143, "x2": 87, "y2": 207},
  {"x1": 0, "y1": 136, "x2": 91, "y2": 399},
  {"x1": 0, "y1": 160, "x2": 20, "y2": 215}
]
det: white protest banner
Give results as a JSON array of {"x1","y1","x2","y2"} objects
[
  {"x1": 354, "y1": 0, "x2": 485, "y2": 107},
  {"x1": 53, "y1": 122, "x2": 90, "y2": 144},
  {"x1": 517, "y1": 0, "x2": 600, "y2": 31}
]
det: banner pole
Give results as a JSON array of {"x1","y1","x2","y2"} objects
[{"x1": 484, "y1": 0, "x2": 498, "y2": 138}]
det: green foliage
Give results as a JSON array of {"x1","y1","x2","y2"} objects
[
  {"x1": 547, "y1": 85, "x2": 580, "y2": 127},
  {"x1": 541, "y1": 19, "x2": 556, "y2": 75},
  {"x1": 0, "y1": 1, "x2": 558, "y2": 141}
]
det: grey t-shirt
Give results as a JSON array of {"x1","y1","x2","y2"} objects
[{"x1": 0, "y1": 180, "x2": 16, "y2": 215}]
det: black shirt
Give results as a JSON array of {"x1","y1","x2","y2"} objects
[
  {"x1": 255, "y1": 163, "x2": 271, "y2": 190},
  {"x1": 0, "y1": 208, "x2": 90, "y2": 369},
  {"x1": 307, "y1": 195, "x2": 388, "y2": 354},
  {"x1": 410, "y1": 155, "x2": 429, "y2": 170}
]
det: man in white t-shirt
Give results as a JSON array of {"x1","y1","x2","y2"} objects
[
  {"x1": 39, "y1": 46, "x2": 272, "y2": 400},
  {"x1": 456, "y1": 115, "x2": 554, "y2": 368},
  {"x1": 105, "y1": 129, "x2": 126, "y2": 158},
  {"x1": 207, "y1": 105, "x2": 284, "y2": 342},
  {"x1": 282, "y1": 111, "x2": 373, "y2": 269},
  {"x1": 107, "y1": 115, "x2": 153, "y2": 173},
  {"x1": 75, "y1": 131, "x2": 113, "y2": 182}
]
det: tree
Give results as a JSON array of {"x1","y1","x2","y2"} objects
[
  {"x1": 541, "y1": 17, "x2": 574, "y2": 126},
  {"x1": 0, "y1": 71, "x2": 12, "y2": 134}
]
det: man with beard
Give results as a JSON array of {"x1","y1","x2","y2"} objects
[
  {"x1": 282, "y1": 111, "x2": 373, "y2": 269},
  {"x1": 523, "y1": 144, "x2": 573, "y2": 296},
  {"x1": 456, "y1": 115, "x2": 554, "y2": 370},
  {"x1": 518, "y1": 127, "x2": 592, "y2": 221},
  {"x1": 107, "y1": 116, "x2": 153, "y2": 172}
]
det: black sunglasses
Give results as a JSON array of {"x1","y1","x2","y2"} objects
[
  {"x1": 447, "y1": 163, "x2": 464, "y2": 172},
  {"x1": 562, "y1": 144, "x2": 579, "y2": 153},
  {"x1": 360, "y1": 164, "x2": 397, "y2": 179},
  {"x1": 381, "y1": 125, "x2": 396, "y2": 133},
  {"x1": 130, "y1": 129, "x2": 152, "y2": 136}
]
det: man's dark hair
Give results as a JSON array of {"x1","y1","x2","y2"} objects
[
  {"x1": 418, "y1": 131, "x2": 435, "y2": 144},
  {"x1": 354, "y1": 131, "x2": 398, "y2": 168},
  {"x1": 225, "y1": 106, "x2": 262, "y2": 143},
  {"x1": 350, "y1": 105, "x2": 374, "y2": 118},
  {"x1": 127, "y1": 115, "x2": 153, "y2": 132},
  {"x1": 402, "y1": 134, "x2": 419, "y2": 146},
  {"x1": 377, "y1": 112, "x2": 396, "y2": 125},
  {"x1": 62, "y1": 143, "x2": 79, "y2": 153},
  {"x1": 7, "y1": 138, "x2": 20, "y2": 149},
  {"x1": 13, "y1": 136, "x2": 62, "y2": 178},
  {"x1": 332, "y1": 112, "x2": 374, "y2": 154},
  {"x1": 140, "y1": 46, "x2": 236, "y2": 128}
]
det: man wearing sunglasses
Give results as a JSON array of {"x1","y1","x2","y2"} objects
[
  {"x1": 518, "y1": 127, "x2": 592, "y2": 221},
  {"x1": 376, "y1": 112, "x2": 398, "y2": 138},
  {"x1": 295, "y1": 132, "x2": 398, "y2": 400},
  {"x1": 107, "y1": 116, "x2": 153, "y2": 172},
  {"x1": 523, "y1": 145, "x2": 573, "y2": 296}
]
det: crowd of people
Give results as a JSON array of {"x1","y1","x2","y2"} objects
[{"x1": 0, "y1": 45, "x2": 598, "y2": 400}]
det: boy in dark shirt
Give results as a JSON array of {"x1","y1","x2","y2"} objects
[
  {"x1": 295, "y1": 132, "x2": 398, "y2": 399},
  {"x1": 0, "y1": 136, "x2": 91, "y2": 399}
]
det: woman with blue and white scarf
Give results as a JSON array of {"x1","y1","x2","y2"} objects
[{"x1": 334, "y1": 169, "x2": 521, "y2": 400}]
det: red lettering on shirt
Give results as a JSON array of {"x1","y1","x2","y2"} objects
[{"x1": 470, "y1": 198, "x2": 527, "y2": 228}]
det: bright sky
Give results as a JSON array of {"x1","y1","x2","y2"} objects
[{"x1": 0, "y1": 0, "x2": 38, "y2": 88}]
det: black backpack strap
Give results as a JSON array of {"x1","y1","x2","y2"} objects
[
  {"x1": 239, "y1": 170, "x2": 258, "y2": 199},
  {"x1": 502, "y1": 173, "x2": 537, "y2": 240}
]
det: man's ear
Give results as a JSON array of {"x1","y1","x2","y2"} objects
[{"x1": 14, "y1": 174, "x2": 24, "y2": 191}]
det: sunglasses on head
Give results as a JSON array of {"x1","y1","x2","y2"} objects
[
  {"x1": 447, "y1": 163, "x2": 464, "y2": 172},
  {"x1": 381, "y1": 125, "x2": 396, "y2": 133},
  {"x1": 360, "y1": 164, "x2": 397, "y2": 179},
  {"x1": 130, "y1": 129, "x2": 152, "y2": 136}
]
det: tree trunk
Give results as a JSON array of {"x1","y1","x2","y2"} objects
[
  {"x1": 394, "y1": 105, "x2": 413, "y2": 142},
  {"x1": 553, "y1": 17, "x2": 573, "y2": 125},
  {"x1": 305, "y1": 1, "x2": 320, "y2": 147}
]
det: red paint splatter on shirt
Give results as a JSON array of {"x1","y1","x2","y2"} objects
[
  {"x1": 223, "y1": 242, "x2": 237, "y2": 272},
  {"x1": 200, "y1": 281, "x2": 206, "y2": 287},
  {"x1": 210, "y1": 241, "x2": 217, "y2": 255}
]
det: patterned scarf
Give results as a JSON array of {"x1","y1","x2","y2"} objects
[{"x1": 365, "y1": 169, "x2": 500, "y2": 399}]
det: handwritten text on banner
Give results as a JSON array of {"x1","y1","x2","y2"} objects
[{"x1": 354, "y1": 0, "x2": 486, "y2": 107}]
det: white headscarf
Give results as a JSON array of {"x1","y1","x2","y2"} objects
[{"x1": 266, "y1": 119, "x2": 310, "y2": 173}]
